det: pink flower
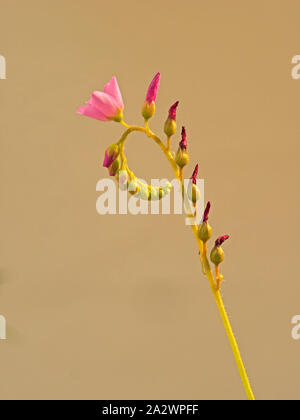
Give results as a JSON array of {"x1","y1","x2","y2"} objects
[
  {"x1": 145, "y1": 72, "x2": 161, "y2": 104},
  {"x1": 77, "y1": 76, "x2": 124, "y2": 122}
]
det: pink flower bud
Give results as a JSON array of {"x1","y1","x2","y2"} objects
[
  {"x1": 103, "y1": 144, "x2": 119, "y2": 168},
  {"x1": 164, "y1": 101, "x2": 179, "y2": 138},
  {"x1": 145, "y1": 72, "x2": 161, "y2": 104}
]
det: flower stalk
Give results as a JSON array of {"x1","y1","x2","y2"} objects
[{"x1": 78, "y1": 74, "x2": 255, "y2": 400}]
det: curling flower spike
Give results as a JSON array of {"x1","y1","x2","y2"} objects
[
  {"x1": 142, "y1": 72, "x2": 161, "y2": 120},
  {"x1": 77, "y1": 76, "x2": 124, "y2": 122},
  {"x1": 78, "y1": 72, "x2": 255, "y2": 400}
]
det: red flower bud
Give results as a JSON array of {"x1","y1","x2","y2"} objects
[
  {"x1": 203, "y1": 201, "x2": 211, "y2": 222},
  {"x1": 215, "y1": 235, "x2": 230, "y2": 247},
  {"x1": 191, "y1": 164, "x2": 198, "y2": 184},
  {"x1": 179, "y1": 126, "x2": 187, "y2": 150},
  {"x1": 168, "y1": 101, "x2": 179, "y2": 121}
]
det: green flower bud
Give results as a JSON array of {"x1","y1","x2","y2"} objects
[
  {"x1": 128, "y1": 179, "x2": 140, "y2": 195},
  {"x1": 148, "y1": 186, "x2": 159, "y2": 201},
  {"x1": 164, "y1": 118, "x2": 177, "y2": 137},
  {"x1": 164, "y1": 101, "x2": 178, "y2": 137},
  {"x1": 198, "y1": 202, "x2": 212, "y2": 242},
  {"x1": 175, "y1": 148, "x2": 189, "y2": 168},
  {"x1": 198, "y1": 222, "x2": 212, "y2": 242},
  {"x1": 103, "y1": 144, "x2": 120, "y2": 169},
  {"x1": 210, "y1": 236, "x2": 229, "y2": 266},
  {"x1": 175, "y1": 126, "x2": 189, "y2": 168},
  {"x1": 142, "y1": 101, "x2": 155, "y2": 120},
  {"x1": 138, "y1": 183, "x2": 150, "y2": 200},
  {"x1": 187, "y1": 183, "x2": 200, "y2": 204},
  {"x1": 210, "y1": 246, "x2": 225, "y2": 265},
  {"x1": 108, "y1": 156, "x2": 121, "y2": 176}
]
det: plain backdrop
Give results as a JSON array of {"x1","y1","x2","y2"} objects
[{"x1": 0, "y1": 0, "x2": 300, "y2": 400}]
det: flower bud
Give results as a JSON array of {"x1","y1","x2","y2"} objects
[
  {"x1": 142, "y1": 101, "x2": 156, "y2": 120},
  {"x1": 128, "y1": 178, "x2": 140, "y2": 195},
  {"x1": 191, "y1": 163, "x2": 198, "y2": 182},
  {"x1": 187, "y1": 164, "x2": 200, "y2": 203},
  {"x1": 210, "y1": 246, "x2": 224, "y2": 266},
  {"x1": 175, "y1": 127, "x2": 189, "y2": 168},
  {"x1": 198, "y1": 222, "x2": 212, "y2": 242},
  {"x1": 142, "y1": 72, "x2": 160, "y2": 120},
  {"x1": 164, "y1": 101, "x2": 179, "y2": 137},
  {"x1": 103, "y1": 144, "x2": 120, "y2": 168},
  {"x1": 117, "y1": 169, "x2": 128, "y2": 190},
  {"x1": 176, "y1": 149, "x2": 190, "y2": 168},
  {"x1": 198, "y1": 202, "x2": 212, "y2": 242},
  {"x1": 108, "y1": 155, "x2": 121, "y2": 176},
  {"x1": 137, "y1": 183, "x2": 150, "y2": 200},
  {"x1": 188, "y1": 184, "x2": 201, "y2": 203},
  {"x1": 210, "y1": 235, "x2": 229, "y2": 266}
]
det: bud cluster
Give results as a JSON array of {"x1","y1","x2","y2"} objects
[{"x1": 197, "y1": 202, "x2": 230, "y2": 289}]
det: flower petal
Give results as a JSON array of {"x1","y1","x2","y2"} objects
[
  {"x1": 103, "y1": 151, "x2": 114, "y2": 167},
  {"x1": 104, "y1": 76, "x2": 124, "y2": 110},
  {"x1": 77, "y1": 104, "x2": 108, "y2": 121},
  {"x1": 90, "y1": 91, "x2": 119, "y2": 118}
]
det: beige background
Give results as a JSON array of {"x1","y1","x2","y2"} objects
[{"x1": 0, "y1": 0, "x2": 300, "y2": 400}]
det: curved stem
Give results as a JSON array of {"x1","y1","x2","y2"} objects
[
  {"x1": 117, "y1": 121, "x2": 255, "y2": 400},
  {"x1": 118, "y1": 124, "x2": 179, "y2": 178}
]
